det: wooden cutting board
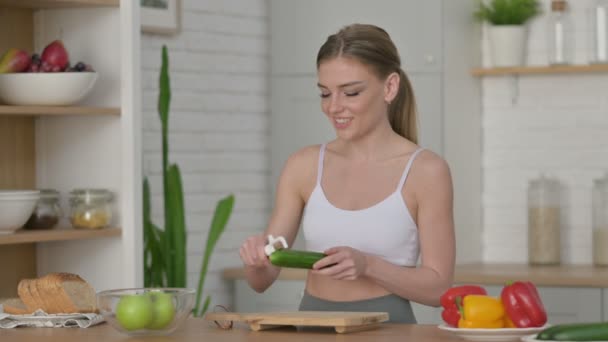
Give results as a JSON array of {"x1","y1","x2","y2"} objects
[{"x1": 204, "y1": 311, "x2": 389, "y2": 333}]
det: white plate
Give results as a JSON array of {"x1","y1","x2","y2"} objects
[{"x1": 437, "y1": 324, "x2": 549, "y2": 342}]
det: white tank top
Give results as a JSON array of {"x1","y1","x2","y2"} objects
[{"x1": 302, "y1": 144, "x2": 424, "y2": 266}]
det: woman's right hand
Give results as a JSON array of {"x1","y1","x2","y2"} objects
[{"x1": 239, "y1": 234, "x2": 271, "y2": 269}]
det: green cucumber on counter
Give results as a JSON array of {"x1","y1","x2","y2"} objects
[
  {"x1": 268, "y1": 249, "x2": 326, "y2": 269},
  {"x1": 536, "y1": 322, "x2": 608, "y2": 341}
]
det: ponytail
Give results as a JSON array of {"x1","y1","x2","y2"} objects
[{"x1": 388, "y1": 69, "x2": 418, "y2": 144}]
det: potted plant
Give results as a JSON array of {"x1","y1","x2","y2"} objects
[
  {"x1": 143, "y1": 45, "x2": 235, "y2": 317},
  {"x1": 475, "y1": 0, "x2": 541, "y2": 67}
]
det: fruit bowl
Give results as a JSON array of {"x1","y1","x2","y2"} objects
[
  {"x1": 0, "y1": 72, "x2": 97, "y2": 106},
  {"x1": 0, "y1": 190, "x2": 40, "y2": 234},
  {"x1": 97, "y1": 288, "x2": 195, "y2": 337}
]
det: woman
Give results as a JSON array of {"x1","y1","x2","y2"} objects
[{"x1": 239, "y1": 24, "x2": 455, "y2": 323}]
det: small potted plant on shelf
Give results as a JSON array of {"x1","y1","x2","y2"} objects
[{"x1": 475, "y1": 0, "x2": 541, "y2": 67}]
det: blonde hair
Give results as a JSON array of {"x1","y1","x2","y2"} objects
[{"x1": 316, "y1": 24, "x2": 418, "y2": 143}]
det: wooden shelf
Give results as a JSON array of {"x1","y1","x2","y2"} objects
[
  {"x1": 471, "y1": 64, "x2": 608, "y2": 76},
  {"x1": 0, "y1": 227, "x2": 121, "y2": 245},
  {"x1": 0, "y1": 0, "x2": 118, "y2": 8},
  {"x1": 0, "y1": 105, "x2": 120, "y2": 116}
]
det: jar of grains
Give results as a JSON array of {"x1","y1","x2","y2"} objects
[
  {"x1": 592, "y1": 173, "x2": 608, "y2": 266},
  {"x1": 528, "y1": 175, "x2": 562, "y2": 265},
  {"x1": 69, "y1": 189, "x2": 113, "y2": 230}
]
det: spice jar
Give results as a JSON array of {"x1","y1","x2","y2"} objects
[
  {"x1": 24, "y1": 189, "x2": 61, "y2": 230},
  {"x1": 528, "y1": 175, "x2": 561, "y2": 265},
  {"x1": 592, "y1": 173, "x2": 608, "y2": 266},
  {"x1": 69, "y1": 189, "x2": 113, "y2": 230}
]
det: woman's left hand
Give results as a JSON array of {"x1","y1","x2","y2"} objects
[{"x1": 311, "y1": 246, "x2": 369, "y2": 280}]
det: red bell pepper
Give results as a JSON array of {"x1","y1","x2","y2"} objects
[
  {"x1": 501, "y1": 281, "x2": 547, "y2": 328},
  {"x1": 440, "y1": 285, "x2": 487, "y2": 327}
]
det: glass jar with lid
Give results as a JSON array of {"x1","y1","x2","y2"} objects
[
  {"x1": 589, "y1": 0, "x2": 608, "y2": 64},
  {"x1": 592, "y1": 173, "x2": 608, "y2": 266},
  {"x1": 548, "y1": 0, "x2": 574, "y2": 65},
  {"x1": 24, "y1": 189, "x2": 62, "y2": 230},
  {"x1": 69, "y1": 189, "x2": 113, "y2": 230},
  {"x1": 528, "y1": 174, "x2": 562, "y2": 265}
]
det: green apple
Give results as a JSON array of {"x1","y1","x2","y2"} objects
[
  {"x1": 146, "y1": 292, "x2": 175, "y2": 330},
  {"x1": 115, "y1": 294, "x2": 153, "y2": 331}
]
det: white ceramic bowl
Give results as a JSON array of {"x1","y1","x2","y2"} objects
[
  {"x1": 0, "y1": 72, "x2": 98, "y2": 106},
  {"x1": 0, "y1": 190, "x2": 40, "y2": 234}
]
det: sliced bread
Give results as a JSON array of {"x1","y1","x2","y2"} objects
[
  {"x1": 46, "y1": 272, "x2": 97, "y2": 313},
  {"x1": 13, "y1": 273, "x2": 97, "y2": 314},
  {"x1": 27, "y1": 278, "x2": 48, "y2": 313},
  {"x1": 17, "y1": 279, "x2": 39, "y2": 312},
  {"x1": 36, "y1": 275, "x2": 64, "y2": 314},
  {"x1": 1, "y1": 297, "x2": 33, "y2": 315}
]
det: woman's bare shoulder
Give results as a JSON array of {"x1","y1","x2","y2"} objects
[
  {"x1": 284, "y1": 144, "x2": 322, "y2": 168},
  {"x1": 279, "y1": 144, "x2": 323, "y2": 184},
  {"x1": 412, "y1": 148, "x2": 452, "y2": 182}
]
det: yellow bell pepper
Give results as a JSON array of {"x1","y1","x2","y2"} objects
[
  {"x1": 457, "y1": 294, "x2": 505, "y2": 329},
  {"x1": 504, "y1": 315, "x2": 516, "y2": 328}
]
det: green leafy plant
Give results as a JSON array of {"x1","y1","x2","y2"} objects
[
  {"x1": 474, "y1": 0, "x2": 541, "y2": 25},
  {"x1": 143, "y1": 45, "x2": 235, "y2": 317}
]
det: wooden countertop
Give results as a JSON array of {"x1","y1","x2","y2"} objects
[
  {"x1": 223, "y1": 263, "x2": 608, "y2": 288},
  {"x1": 0, "y1": 319, "x2": 462, "y2": 342}
]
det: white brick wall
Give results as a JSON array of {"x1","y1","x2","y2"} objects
[
  {"x1": 142, "y1": 0, "x2": 269, "y2": 310},
  {"x1": 482, "y1": 0, "x2": 608, "y2": 263}
]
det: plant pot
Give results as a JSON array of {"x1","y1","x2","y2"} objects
[{"x1": 488, "y1": 25, "x2": 527, "y2": 67}]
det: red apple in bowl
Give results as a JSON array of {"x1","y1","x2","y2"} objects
[{"x1": 40, "y1": 40, "x2": 69, "y2": 71}]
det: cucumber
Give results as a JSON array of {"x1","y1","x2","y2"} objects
[
  {"x1": 537, "y1": 322, "x2": 608, "y2": 341},
  {"x1": 268, "y1": 249, "x2": 326, "y2": 269}
]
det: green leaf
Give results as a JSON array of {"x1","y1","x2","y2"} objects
[
  {"x1": 193, "y1": 195, "x2": 235, "y2": 315},
  {"x1": 167, "y1": 163, "x2": 187, "y2": 287},
  {"x1": 144, "y1": 178, "x2": 166, "y2": 287},
  {"x1": 143, "y1": 178, "x2": 152, "y2": 287},
  {"x1": 474, "y1": 0, "x2": 540, "y2": 25},
  {"x1": 201, "y1": 295, "x2": 212, "y2": 317},
  {"x1": 158, "y1": 45, "x2": 170, "y2": 129},
  {"x1": 150, "y1": 223, "x2": 166, "y2": 287},
  {"x1": 159, "y1": 45, "x2": 172, "y2": 286}
]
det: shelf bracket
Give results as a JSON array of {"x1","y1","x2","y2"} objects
[{"x1": 509, "y1": 75, "x2": 519, "y2": 105}]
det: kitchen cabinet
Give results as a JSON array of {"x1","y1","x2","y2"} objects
[
  {"x1": 413, "y1": 286, "x2": 605, "y2": 325},
  {"x1": 0, "y1": 0, "x2": 141, "y2": 298},
  {"x1": 224, "y1": 265, "x2": 608, "y2": 324},
  {"x1": 229, "y1": 279, "x2": 607, "y2": 324},
  {"x1": 231, "y1": 278, "x2": 443, "y2": 323},
  {"x1": 471, "y1": 64, "x2": 608, "y2": 103},
  {"x1": 234, "y1": 279, "x2": 304, "y2": 313},
  {"x1": 471, "y1": 64, "x2": 608, "y2": 76},
  {"x1": 269, "y1": 0, "x2": 482, "y2": 263}
]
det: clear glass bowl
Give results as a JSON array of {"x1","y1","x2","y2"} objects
[{"x1": 96, "y1": 288, "x2": 195, "y2": 336}]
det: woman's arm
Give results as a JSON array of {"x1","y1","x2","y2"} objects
[
  {"x1": 241, "y1": 147, "x2": 315, "y2": 293},
  {"x1": 312, "y1": 152, "x2": 455, "y2": 306}
]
